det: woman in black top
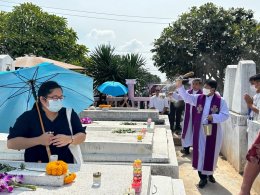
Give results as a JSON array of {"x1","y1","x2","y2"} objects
[{"x1": 7, "y1": 81, "x2": 86, "y2": 163}]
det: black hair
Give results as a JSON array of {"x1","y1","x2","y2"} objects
[
  {"x1": 204, "y1": 79, "x2": 217, "y2": 90},
  {"x1": 38, "y1": 81, "x2": 62, "y2": 98},
  {"x1": 249, "y1": 73, "x2": 260, "y2": 82},
  {"x1": 249, "y1": 75, "x2": 255, "y2": 82},
  {"x1": 192, "y1": 78, "x2": 202, "y2": 84}
]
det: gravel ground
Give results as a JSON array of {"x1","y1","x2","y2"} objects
[{"x1": 176, "y1": 146, "x2": 259, "y2": 195}]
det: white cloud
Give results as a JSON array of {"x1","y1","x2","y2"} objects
[
  {"x1": 87, "y1": 29, "x2": 116, "y2": 40},
  {"x1": 118, "y1": 39, "x2": 145, "y2": 53}
]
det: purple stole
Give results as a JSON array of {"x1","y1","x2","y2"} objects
[
  {"x1": 192, "y1": 93, "x2": 221, "y2": 171},
  {"x1": 182, "y1": 89, "x2": 202, "y2": 139}
]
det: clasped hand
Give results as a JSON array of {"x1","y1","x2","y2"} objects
[
  {"x1": 244, "y1": 94, "x2": 253, "y2": 106},
  {"x1": 39, "y1": 132, "x2": 72, "y2": 147}
]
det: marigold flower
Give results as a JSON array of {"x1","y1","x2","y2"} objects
[
  {"x1": 64, "y1": 173, "x2": 76, "y2": 184},
  {"x1": 45, "y1": 161, "x2": 68, "y2": 176}
]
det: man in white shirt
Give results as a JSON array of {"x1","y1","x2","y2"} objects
[
  {"x1": 149, "y1": 87, "x2": 169, "y2": 114},
  {"x1": 244, "y1": 74, "x2": 260, "y2": 121}
]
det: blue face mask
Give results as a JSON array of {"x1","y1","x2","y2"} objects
[{"x1": 47, "y1": 99, "x2": 63, "y2": 112}]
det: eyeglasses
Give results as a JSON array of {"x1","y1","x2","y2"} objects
[
  {"x1": 46, "y1": 95, "x2": 65, "y2": 101},
  {"x1": 155, "y1": 90, "x2": 160, "y2": 92}
]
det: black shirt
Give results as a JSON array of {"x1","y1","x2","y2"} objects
[{"x1": 8, "y1": 107, "x2": 86, "y2": 163}]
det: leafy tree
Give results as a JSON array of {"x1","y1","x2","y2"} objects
[
  {"x1": 0, "y1": 3, "x2": 88, "y2": 66},
  {"x1": 88, "y1": 44, "x2": 123, "y2": 87},
  {"x1": 152, "y1": 3, "x2": 260, "y2": 93},
  {"x1": 88, "y1": 44, "x2": 161, "y2": 93}
]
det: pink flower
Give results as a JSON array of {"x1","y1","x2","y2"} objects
[{"x1": 80, "y1": 117, "x2": 92, "y2": 124}]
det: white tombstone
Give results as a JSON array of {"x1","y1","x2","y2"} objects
[
  {"x1": 0, "y1": 54, "x2": 14, "y2": 71},
  {"x1": 223, "y1": 65, "x2": 237, "y2": 109},
  {"x1": 231, "y1": 60, "x2": 256, "y2": 115}
]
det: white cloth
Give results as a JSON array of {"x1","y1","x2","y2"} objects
[
  {"x1": 251, "y1": 93, "x2": 260, "y2": 121},
  {"x1": 149, "y1": 95, "x2": 169, "y2": 112},
  {"x1": 180, "y1": 90, "x2": 199, "y2": 147},
  {"x1": 177, "y1": 86, "x2": 229, "y2": 175}
]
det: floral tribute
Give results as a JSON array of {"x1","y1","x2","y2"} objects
[
  {"x1": 98, "y1": 104, "x2": 111, "y2": 108},
  {"x1": 0, "y1": 173, "x2": 36, "y2": 193},
  {"x1": 45, "y1": 161, "x2": 76, "y2": 184},
  {"x1": 80, "y1": 117, "x2": 92, "y2": 124}
]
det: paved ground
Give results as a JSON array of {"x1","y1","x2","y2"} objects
[{"x1": 176, "y1": 146, "x2": 259, "y2": 195}]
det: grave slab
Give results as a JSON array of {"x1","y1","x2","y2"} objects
[
  {"x1": 84, "y1": 121, "x2": 155, "y2": 132},
  {"x1": 150, "y1": 176, "x2": 186, "y2": 195},
  {"x1": 0, "y1": 161, "x2": 151, "y2": 195},
  {"x1": 80, "y1": 109, "x2": 159, "y2": 122},
  {"x1": 81, "y1": 127, "x2": 169, "y2": 163}
]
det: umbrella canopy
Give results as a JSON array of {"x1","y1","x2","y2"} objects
[
  {"x1": 97, "y1": 81, "x2": 128, "y2": 97},
  {"x1": 13, "y1": 55, "x2": 86, "y2": 70},
  {"x1": 0, "y1": 62, "x2": 94, "y2": 133}
]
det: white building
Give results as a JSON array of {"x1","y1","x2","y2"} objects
[{"x1": 0, "y1": 54, "x2": 14, "y2": 71}]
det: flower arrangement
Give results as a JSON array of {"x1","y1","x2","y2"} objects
[
  {"x1": 0, "y1": 173, "x2": 36, "y2": 193},
  {"x1": 46, "y1": 161, "x2": 68, "y2": 176},
  {"x1": 99, "y1": 104, "x2": 111, "y2": 108},
  {"x1": 45, "y1": 161, "x2": 76, "y2": 185},
  {"x1": 112, "y1": 128, "x2": 136, "y2": 134},
  {"x1": 80, "y1": 117, "x2": 92, "y2": 124},
  {"x1": 64, "y1": 173, "x2": 76, "y2": 184},
  {"x1": 120, "y1": 122, "x2": 137, "y2": 125}
]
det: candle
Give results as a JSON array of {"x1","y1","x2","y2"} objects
[
  {"x1": 124, "y1": 187, "x2": 135, "y2": 195},
  {"x1": 137, "y1": 134, "x2": 143, "y2": 142},
  {"x1": 147, "y1": 118, "x2": 152, "y2": 128},
  {"x1": 49, "y1": 155, "x2": 58, "y2": 162},
  {"x1": 141, "y1": 128, "x2": 147, "y2": 136},
  {"x1": 92, "y1": 172, "x2": 101, "y2": 187},
  {"x1": 131, "y1": 178, "x2": 142, "y2": 193},
  {"x1": 134, "y1": 159, "x2": 142, "y2": 165}
]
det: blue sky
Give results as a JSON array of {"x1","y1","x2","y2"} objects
[{"x1": 1, "y1": 0, "x2": 260, "y2": 81}]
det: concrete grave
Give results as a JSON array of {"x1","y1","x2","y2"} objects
[
  {"x1": 84, "y1": 121, "x2": 155, "y2": 132},
  {"x1": 80, "y1": 109, "x2": 160, "y2": 122},
  {"x1": 223, "y1": 65, "x2": 237, "y2": 109},
  {"x1": 1, "y1": 162, "x2": 151, "y2": 195},
  {"x1": 221, "y1": 112, "x2": 248, "y2": 173},
  {"x1": 150, "y1": 176, "x2": 186, "y2": 195},
  {"x1": 81, "y1": 127, "x2": 169, "y2": 163},
  {"x1": 231, "y1": 60, "x2": 256, "y2": 115}
]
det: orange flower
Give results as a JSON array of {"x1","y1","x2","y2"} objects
[
  {"x1": 64, "y1": 173, "x2": 76, "y2": 184},
  {"x1": 46, "y1": 160, "x2": 68, "y2": 176}
]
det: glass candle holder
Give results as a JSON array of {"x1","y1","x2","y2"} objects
[
  {"x1": 124, "y1": 187, "x2": 136, "y2": 195},
  {"x1": 137, "y1": 134, "x2": 143, "y2": 142},
  {"x1": 92, "y1": 172, "x2": 101, "y2": 187},
  {"x1": 49, "y1": 155, "x2": 58, "y2": 162}
]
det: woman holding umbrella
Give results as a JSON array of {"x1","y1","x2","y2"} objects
[{"x1": 7, "y1": 81, "x2": 86, "y2": 163}]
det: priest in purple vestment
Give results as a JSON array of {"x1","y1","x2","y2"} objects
[
  {"x1": 175, "y1": 79, "x2": 229, "y2": 188},
  {"x1": 172, "y1": 78, "x2": 203, "y2": 155}
]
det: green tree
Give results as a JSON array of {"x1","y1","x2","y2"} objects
[
  {"x1": 88, "y1": 44, "x2": 161, "y2": 93},
  {"x1": 0, "y1": 3, "x2": 88, "y2": 66},
  {"x1": 152, "y1": 3, "x2": 260, "y2": 93},
  {"x1": 88, "y1": 44, "x2": 123, "y2": 88},
  {"x1": 120, "y1": 53, "x2": 161, "y2": 94}
]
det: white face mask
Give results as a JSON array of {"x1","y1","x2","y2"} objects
[
  {"x1": 250, "y1": 85, "x2": 256, "y2": 92},
  {"x1": 47, "y1": 99, "x2": 63, "y2": 112},
  {"x1": 202, "y1": 88, "x2": 211, "y2": 96}
]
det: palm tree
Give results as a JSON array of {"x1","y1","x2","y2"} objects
[
  {"x1": 120, "y1": 53, "x2": 146, "y2": 79},
  {"x1": 88, "y1": 44, "x2": 123, "y2": 88}
]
